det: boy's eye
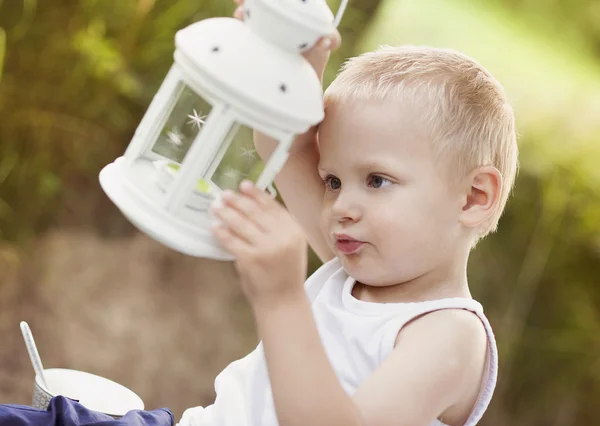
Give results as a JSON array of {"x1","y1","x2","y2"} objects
[
  {"x1": 368, "y1": 175, "x2": 392, "y2": 189},
  {"x1": 324, "y1": 175, "x2": 341, "y2": 190}
]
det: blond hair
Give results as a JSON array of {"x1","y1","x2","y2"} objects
[{"x1": 324, "y1": 45, "x2": 518, "y2": 239}]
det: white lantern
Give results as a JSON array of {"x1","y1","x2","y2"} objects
[{"x1": 99, "y1": 0, "x2": 348, "y2": 260}]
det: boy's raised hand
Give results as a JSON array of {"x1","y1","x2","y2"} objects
[
  {"x1": 211, "y1": 181, "x2": 308, "y2": 309},
  {"x1": 232, "y1": 0, "x2": 341, "y2": 81}
]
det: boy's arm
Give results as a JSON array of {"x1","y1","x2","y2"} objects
[
  {"x1": 255, "y1": 296, "x2": 487, "y2": 426},
  {"x1": 351, "y1": 309, "x2": 488, "y2": 425},
  {"x1": 254, "y1": 132, "x2": 335, "y2": 263}
]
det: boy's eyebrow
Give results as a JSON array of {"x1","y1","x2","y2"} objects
[
  {"x1": 318, "y1": 160, "x2": 404, "y2": 178},
  {"x1": 355, "y1": 159, "x2": 401, "y2": 174}
]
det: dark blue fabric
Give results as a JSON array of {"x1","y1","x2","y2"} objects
[{"x1": 0, "y1": 396, "x2": 173, "y2": 426}]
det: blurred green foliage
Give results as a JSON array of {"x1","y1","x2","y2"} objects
[
  {"x1": 0, "y1": 0, "x2": 599, "y2": 425},
  {"x1": 0, "y1": 27, "x2": 5, "y2": 81},
  {"x1": 488, "y1": 0, "x2": 600, "y2": 58},
  {"x1": 0, "y1": 0, "x2": 231, "y2": 243}
]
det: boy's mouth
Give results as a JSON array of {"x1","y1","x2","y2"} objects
[
  {"x1": 334, "y1": 234, "x2": 365, "y2": 254},
  {"x1": 336, "y1": 240, "x2": 364, "y2": 254}
]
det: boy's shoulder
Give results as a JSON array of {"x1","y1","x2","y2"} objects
[{"x1": 397, "y1": 307, "x2": 488, "y2": 352}]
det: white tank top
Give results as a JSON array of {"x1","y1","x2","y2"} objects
[{"x1": 178, "y1": 258, "x2": 498, "y2": 426}]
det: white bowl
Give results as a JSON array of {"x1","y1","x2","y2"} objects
[{"x1": 33, "y1": 368, "x2": 144, "y2": 418}]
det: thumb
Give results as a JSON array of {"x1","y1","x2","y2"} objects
[
  {"x1": 329, "y1": 30, "x2": 342, "y2": 51},
  {"x1": 302, "y1": 32, "x2": 341, "y2": 79}
]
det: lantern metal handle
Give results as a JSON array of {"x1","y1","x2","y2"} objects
[{"x1": 333, "y1": 0, "x2": 349, "y2": 28}]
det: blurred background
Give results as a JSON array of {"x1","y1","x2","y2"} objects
[{"x1": 0, "y1": 0, "x2": 599, "y2": 424}]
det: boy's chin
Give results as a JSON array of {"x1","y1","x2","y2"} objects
[
  {"x1": 339, "y1": 254, "x2": 375, "y2": 279},
  {"x1": 339, "y1": 255, "x2": 405, "y2": 287}
]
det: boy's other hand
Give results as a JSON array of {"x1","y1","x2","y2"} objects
[{"x1": 232, "y1": 0, "x2": 341, "y2": 81}]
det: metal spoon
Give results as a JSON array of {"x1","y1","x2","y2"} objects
[{"x1": 20, "y1": 321, "x2": 49, "y2": 390}]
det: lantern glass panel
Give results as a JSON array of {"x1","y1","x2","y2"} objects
[
  {"x1": 207, "y1": 124, "x2": 271, "y2": 192},
  {"x1": 151, "y1": 84, "x2": 213, "y2": 163}
]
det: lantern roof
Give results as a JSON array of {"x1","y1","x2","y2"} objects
[
  {"x1": 175, "y1": 18, "x2": 325, "y2": 134},
  {"x1": 260, "y1": 0, "x2": 335, "y2": 33}
]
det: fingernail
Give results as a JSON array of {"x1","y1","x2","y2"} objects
[
  {"x1": 234, "y1": 6, "x2": 244, "y2": 19},
  {"x1": 222, "y1": 190, "x2": 235, "y2": 199},
  {"x1": 240, "y1": 180, "x2": 253, "y2": 190},
  {"x1": 320, "y1": 38, "x2": 331, "y2": 49},
  {"x1": 211, "y1": 197, "x2": 223, "y2": 209}
]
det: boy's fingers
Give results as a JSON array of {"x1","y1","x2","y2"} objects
[
  {"x1": 315, "y1": 37, "x2": 332, "y2": 50},
  {"x1": 233, "y1": 0, "x2": 243, "y2": 5},
  {"x1": 302, "y1": 32, "x2": 341, "y2": 65},
  {"x1": 211, "y1": 223, "x2": 248, "y2": 256},
  {"x1": 313, "y1": 32, "x2": 341, "y2": 51},
  {"x1": 221, "y1": 190, "x2": 267, "y2": 231},
  {"x1": 233, "y1": 5, "x2": 244, "y2": 20},
  {"x1": 211, "y1": 203, "x2": 262, "y2": 244},
  {"x1": 329, "y1": 30, "x2": 342, "y2": 51},
  {"x1": 239, "y1": 181, "x2": 270, "y2": 205}
]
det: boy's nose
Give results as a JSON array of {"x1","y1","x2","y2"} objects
[{"x1": 330, "y1": 192, "x2": 361, "y2": 222}]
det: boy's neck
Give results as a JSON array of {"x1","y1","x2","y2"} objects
[{"x1": 351, "y1": 256, "x2": 472, "y2": 304}]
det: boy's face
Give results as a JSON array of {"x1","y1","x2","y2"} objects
[{"x1": 317, "y1": 98, "x2": 466, "y2": 286}]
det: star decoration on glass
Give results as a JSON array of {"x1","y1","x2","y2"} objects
[
  {"x1": 222, "y1": 167, "x2": 243, "y2": 184},
  {"x1": 240, "y1": 146, "x2": 257, "y2": 162},
  {"x1": 166, "y1": 129, "x2": 184, "y2": 146},
  {"x1": 187, "y1": 109, "x2": 207, "y2": 131}
]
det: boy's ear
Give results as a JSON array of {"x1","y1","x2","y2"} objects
[{"x1": 459, "y1": 166, "x2": 502, "y2": 228}]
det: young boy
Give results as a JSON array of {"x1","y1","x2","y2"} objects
[
  {"x1": 0, "y1": 4, "x2": 516, "y2": 426},
  {"x1": 179, "y1": 1, "x2": 518, "y2": 426}
]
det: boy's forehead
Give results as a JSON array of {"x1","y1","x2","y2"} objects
[{"x1": 320, "y1": 98, "x2": 431, "y2": 157}]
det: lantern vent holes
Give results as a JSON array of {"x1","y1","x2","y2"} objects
[
  {"x1": 279, "y1": 83, "x2": 287, "y2": 93},
  {"x1": 245, "y1": 8, "x2": 251, "y2": 19},
  {"x1": 211, "y1": 46, "x2": 220, "y2": 53},
  {"x1": 298, "y1": 43, "x2": 308, "y2": 49}
]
